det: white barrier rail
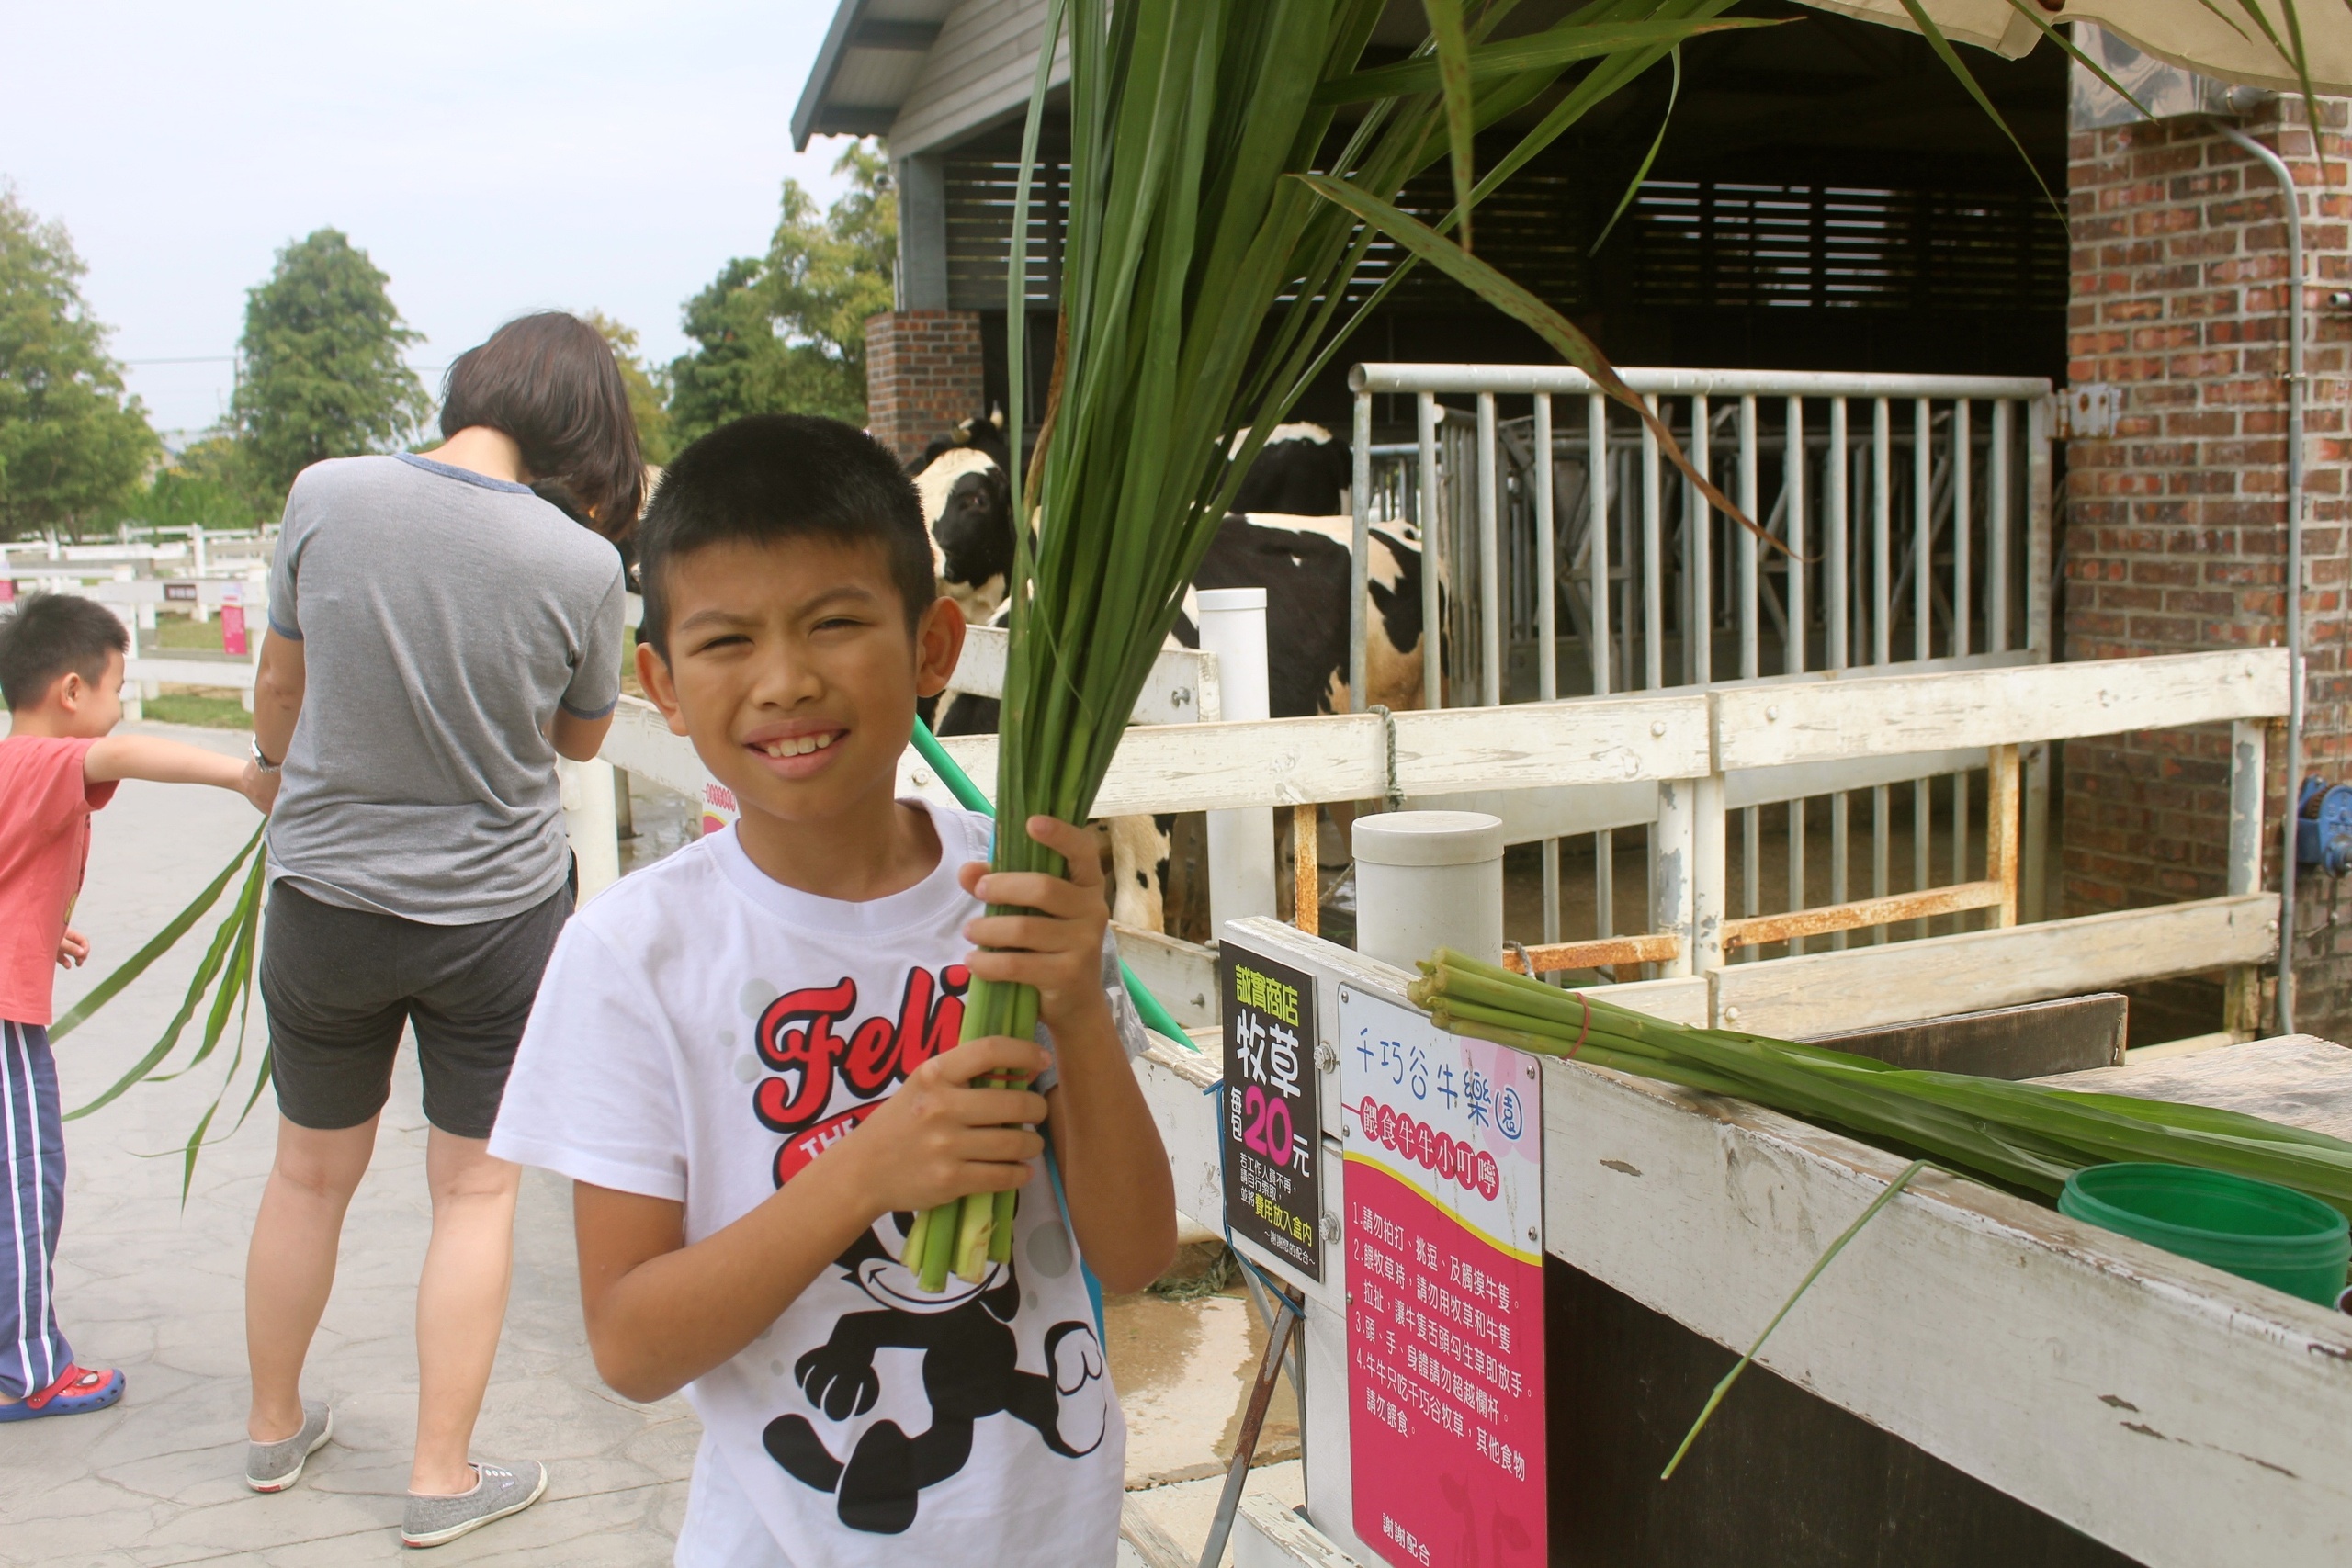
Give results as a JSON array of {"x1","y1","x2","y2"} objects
[{"x1": 594, "y1": 646, "x2": 2289, "y2": 1041}]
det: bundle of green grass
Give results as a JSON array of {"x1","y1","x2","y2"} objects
[{"x1": 1409, "y1": 949, "x2": 2352, "y2": 1220}]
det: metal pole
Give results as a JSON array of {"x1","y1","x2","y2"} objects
[
  {"x1": 1536, "y1": 394, "x2": 1560, "y2": 944},
  {"x1": 1642, "y1": 395, "x2": 1665, "y2": 691},
  {"x1": 1829, "y1": 398, "x2": 1849, "y2": 950},
  {"x1": 1737, "y1": 396, "x2": 1759, "y2": 950},
  {"x1": 1197, "y1": 1288, "x2": 1302, "y2": 1568},
  {"x1": 1785, "y1": 395, "x2": 1807, "y2": 953},
  {"x1": 2218, "y1": 120, "x2": 2305, "y2": 1035},
  {"x1": 1914, "y1": 399, "x2": 1932, "y2": 939},
  {"x1": 1418, "y1": 393, "x2": 1442, "y2": 709},
  {"x1": 1691, "y1": 393, "x2": 1713, "y2": 688},
  {"x1": 1872, "y1": 399, "x2": 1892, "y2": 943},
  {"x1": 1586, "y1": 394, "x2": 1611, "y2": 951},
  {"x1": 1351, "y1": 389, "x2": 1373, "y2": 712},
  {"x1": 1476, "y1": 392, "x2": 1501, "y2": 706}
]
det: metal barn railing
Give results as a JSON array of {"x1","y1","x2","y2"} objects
[{"x1": 1348, "y1": 365, "x2": 2055, "y2": 976}]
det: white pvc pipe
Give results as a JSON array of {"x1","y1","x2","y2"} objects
[
  {"x1": 1351, "y1": 363, "x2": 2051, "y2": 400},
  {"x1": 560, "y1": 756, "x2": 622, "y2": 905},
  {"x1": 1352, "y1": 811, "x2": 1504, "y2": 974},
  {"x1": 1199, "y1": 587, "x2": 1277, "y2": 928},
  {"x1": 2218, "y1": 120, "x2": 2305, "y2": 1036}
]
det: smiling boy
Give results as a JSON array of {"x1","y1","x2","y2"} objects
[{"x1": 487, "y1": 414, "x2": 1175, "y2": 1567}]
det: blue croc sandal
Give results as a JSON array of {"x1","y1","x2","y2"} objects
[{"x1": 0, "y1": 1365, "x2": 124, "y2": 1421}]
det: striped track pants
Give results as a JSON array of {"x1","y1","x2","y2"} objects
[{"x1": 2, "y1": 1020, "x2": 71, "y2": 1399}]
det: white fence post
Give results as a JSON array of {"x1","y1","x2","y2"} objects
[
  {"x1": 1198, "y1": 587, "x2": 1277, "y2": 930},
  {"x1": 560, "y1": 756, "x2": 621, "y2": 905}
]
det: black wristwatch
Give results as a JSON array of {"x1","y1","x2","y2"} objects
[{"x1": 250, "y1": 737, "x2": 282, "y2": 774}]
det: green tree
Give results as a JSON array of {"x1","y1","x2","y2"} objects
[
  {"x1": 231, "y1": 229, "x2": 429, "y2": 502},
  {"x1": 584, "y1": 310, "x2": 675, "y2": 466},
  {"x1": 123, "y1": 436, "x2": 264, "y2": 530},
  {"x1": 0, "y1": 187, "x2": 160, "y2": 538},
  {"x1": 668, "y1": 142, "x2": 895, "y2": 443}
]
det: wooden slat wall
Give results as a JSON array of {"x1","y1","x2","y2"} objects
[{"x1": 888, "y1": 0, "x2": 1064, "y2": 157}]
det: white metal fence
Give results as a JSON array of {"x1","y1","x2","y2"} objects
[{"x1": 1349, "y1": 365, "x2": 2055, "y2": 972}]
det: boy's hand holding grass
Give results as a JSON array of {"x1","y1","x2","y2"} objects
[
  {"x1": 835, "y1": 1038, "x2": 1049, "y2": 1216},
  {"x1": 956, "y1": 815, "x2": 1114, "y2": 1046}
]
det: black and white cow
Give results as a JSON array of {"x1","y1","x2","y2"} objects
[
  {"x1": 1229, "y1": 423, "x2": 1351, "y2": 516},
  {"x1": 913, "y1": 426, "x2": 1434, "y2": 932}
]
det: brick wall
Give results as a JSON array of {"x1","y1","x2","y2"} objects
[
  {"x1": 2063, "y1": 99, "x2": 2352, "y2": 1034},
  {"x1": 865, "y1": 310, "x2": 985, "y2": 467}
]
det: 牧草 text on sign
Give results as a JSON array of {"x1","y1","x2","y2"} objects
[{"x1": 1220, "y1": 942, "x2": 1323, "y2": 1282}]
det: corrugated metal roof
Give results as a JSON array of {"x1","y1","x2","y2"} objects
[{"x1": 792, "y1": 0, "x2": 959, "y2": 149}]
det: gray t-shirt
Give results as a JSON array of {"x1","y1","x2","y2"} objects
[{"x1": 266, "y1": 452, "x2": 626, "y2": 924}]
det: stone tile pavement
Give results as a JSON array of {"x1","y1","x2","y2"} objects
[
  {"x1": 0, "y1": 723, "x2": 1304, "y2": 1567},
  {"x1": 0, "y1": 726, "x2": 695, "y2": 1565}
]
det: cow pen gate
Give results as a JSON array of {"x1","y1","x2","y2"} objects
[{"x1": 1349, "y1": 365, "x2": 2055, "y2": 985}]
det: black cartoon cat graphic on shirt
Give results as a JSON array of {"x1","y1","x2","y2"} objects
[{"x1": 762, "y1": 1214, "x2": 1110, "y2": 1535}]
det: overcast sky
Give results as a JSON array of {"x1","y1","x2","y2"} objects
[{"x1": 2, "y1": 0, "x2": 860, "y2": 439}]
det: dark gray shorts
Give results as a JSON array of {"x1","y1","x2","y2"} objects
[{"x1": 260, "y1": 878, "x2": 572, "y2": 1139}]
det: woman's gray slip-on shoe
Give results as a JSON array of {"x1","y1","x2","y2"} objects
[
  {"x1": 401, "y1": 1459, "x2": 548, "y2": 1549},
  {"x1": 244, "y1": 1401, "x2": 334, "y2": 1493}
]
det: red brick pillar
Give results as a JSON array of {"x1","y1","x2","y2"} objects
[
  {"x1": 2063, "y1": 99, "x2": 2351, "y2": 1036},
  {"x1": 865, "y1": 310, "x2": 984, "y2": 468}
]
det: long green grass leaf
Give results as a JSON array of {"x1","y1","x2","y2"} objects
[
  {"x1": 1589, "y1": 44, "x2": 1679, "y2": 254},
  {"x1": 65, "y1": 870, "x2": 250, "y2": 1121},
  {"x1": 50, "y1": 823, "x2": 261, "y2": 1041},
  {"x1": 1295, "y1": 173, "x2": 1789, "y2": 556},
  {"x1": 1893, "y1": 0, "x2": 2060, "y2": 220},
  {"x1": 1424, "y1": 0, "x2": 1478, "y2": 252},
  {"x1": 1660, "y1": 1160, "x2": 1928, "y2": 1480}
]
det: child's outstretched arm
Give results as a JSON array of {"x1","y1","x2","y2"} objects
[
  {"x1": 85, "y1": 735, "x2": 277, "y2": 813},
  {"x1": 959, "y1": 815, "x2": 1178, "y2": 1296}
]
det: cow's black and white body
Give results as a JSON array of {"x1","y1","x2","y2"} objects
[
  {"x1": 1229, "y1": 423, "x2": 1351, "y2": 516},
  {"x1": 913, "y1": 429, "x2": 1435, "y2": 933}
]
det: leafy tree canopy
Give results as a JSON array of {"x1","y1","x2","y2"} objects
[
  {"x1": 668, "y1": 142, "x2": 894, "y2": 444},
  {"x1": 0, "y1": 186, "x2": 161, "y2": 538},
  {"x1": 584, "y1": 310, "x2": 675, "y2": 467},
  {"x1": 231, "y1": 228, "x2": 429, "y2": 502},
  {"x1": 122, "y1": 436, "x2": 266, "y2": 531}
]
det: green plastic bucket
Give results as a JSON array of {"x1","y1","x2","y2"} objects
[{"x1": 2060, "y1": 1163, "x2": 2350, "y2": 1307}]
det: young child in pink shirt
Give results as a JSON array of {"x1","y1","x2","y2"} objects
[{"x1": 0, "y1": 592, "x2": 274, "y2": 1420}]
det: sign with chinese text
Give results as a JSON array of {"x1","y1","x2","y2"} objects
[
  {"x1": 1219, "y1": 940, "x2": 1323, "y2": 1283},
  {"x1": 1341, "y1": 985, "x2": 1544, "y2": 1568},
  {"x1": 164, "y1": 581, "x2": 198, "y2": 603},
  {"x1": 220, "y1": 588, "x2": 248, "y2": 657}
]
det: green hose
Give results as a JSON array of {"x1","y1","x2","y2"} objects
[{"x1": 910, "y1": 716, "x2": 1201, "y2": 1052}]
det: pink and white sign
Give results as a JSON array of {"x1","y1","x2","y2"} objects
[
  {"x1": 220, "y1": 588, "x2": 249, "y2": 656},
  {"x1": 1340, "y1": 985, "x2": 1544, "y2": 1568}
]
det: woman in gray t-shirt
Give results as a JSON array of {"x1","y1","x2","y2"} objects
[{"x1": 240, "y1": 312, "x2": 636, "y2": 1547}]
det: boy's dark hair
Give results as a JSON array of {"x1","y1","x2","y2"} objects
[
  {"x1": 441, "y1": 311, "x2": 644, "y2": 539},
  {"x1": 637, "y1": 414, "x2": 936, "y2": 654},
  {"x1": 0, "y1": 592, "x2": 129, "y2": 711}
]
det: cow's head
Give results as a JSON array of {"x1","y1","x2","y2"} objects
[{"x1": 912, "y1": 447, "x2": 1014, "y2": 623}]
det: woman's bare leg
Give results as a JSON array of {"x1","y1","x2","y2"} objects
[
  {"x1": 245, "y1": 1115, "x2": 379, "y2": 1442},
  {"x1": 408, "y1": 1130, "x2": 521, "y2": 1495}
]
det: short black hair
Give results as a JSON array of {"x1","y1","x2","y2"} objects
[
  {"x1": 637, "y1": 414, "x2": 936, "y2": 654},
  {"x1": 0, "y1": 592, "x2": 129, "y2": 711}
]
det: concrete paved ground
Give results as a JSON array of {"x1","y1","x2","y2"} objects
[{"x1": 1, "y1": 724, "x2": 1303, "y2": 1567}]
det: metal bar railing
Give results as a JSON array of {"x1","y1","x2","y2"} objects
[{"x1": 1347, "y1": 364, "x2": 2053, "y2": 979}]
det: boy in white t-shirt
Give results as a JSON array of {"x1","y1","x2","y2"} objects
[{"x1": 488, "y1": 414, "x2": 1177, "y2": 1567}]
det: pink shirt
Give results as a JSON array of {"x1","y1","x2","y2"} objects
[{"x1": 0, "y1": 735, "x2": 118, "y2": 1026}]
